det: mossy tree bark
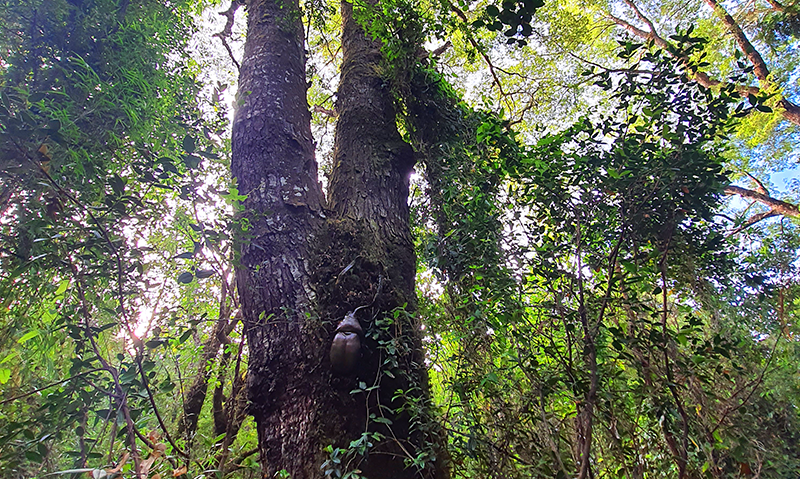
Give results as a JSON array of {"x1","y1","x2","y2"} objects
[
  {"x1": 321, "y1": 0, "x2": 448, "y2": 477},
  {"x1": 232, "y1": 0, "x2": 448, "y2": 477}
]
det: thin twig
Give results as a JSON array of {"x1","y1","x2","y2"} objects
[
  {"x1": 711, "y1": 329, "x2": 783, "y2": 434},
  {"x1": 214, "y1": 1, "x2": 243, "y2": 71}
]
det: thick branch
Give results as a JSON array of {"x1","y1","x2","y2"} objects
[
  {"x1": 606, "y1": 3, "x2": 800, "y2": 126},
  {"x1": 620, "y1": 0, "x2": 669, "y2": 46},
  {"x1": 605, "y1": 12, "x2": 669, "y2": 49},
  {"x1": 703, "y1": 0, "x2": 770, "y2": 82},
  {"x1": 703, "y1": 0, "x2": 800, "y2": 124},
  {"x1": 778, "y1": 98, "x2": 800, "y2": 124},
  {"x1": 724, "y1": 185, "x2": 800, "y2": 218},
  {"x1": 766, "y1": 0, "x2": 786, "y2": 11}
]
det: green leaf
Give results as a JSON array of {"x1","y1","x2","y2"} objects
[
  {"x1": 25, "y1": 450, "x2": 42, "y2": 462},
  {"x1": 197, "y1": 149, "x2": 219, "y2": 159},
  {"x1": 18, "y1": 330, "x2": 40, "y2": 344},
  {"x1": 0, "y1": 368, "x2": 11, "y2": 384},
  {"x1": 182, "y1": 134, "x2": 196, "y2": 153},
  {"x1": 183, "y1": 154, "x2": 201, "y2": 169},
  {"x1": 109, "y1": 174, "x2": 125, "y2": 195},
  {"x1": 144, "y1": 339, "x2": 167, "y2": 349},
  {"x1": 55, "y1": 279, "x2": 70, "y2": 295},
  {"x1": 195, "y1": 269, "x2": 215, "y2": 279},
  {"x1": 177, "y1": 272, "x2": 194, "y2": 284}
]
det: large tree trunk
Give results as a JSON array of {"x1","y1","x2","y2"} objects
[
  {"x1": 232, "y1": 0, "x2": 448, "y2": 477},
  {"x1": 322, "y1": 1, "x2": 448, "y2": 477},
  {"x1": 231, "y1": 0, "x2": 328, "y2": 476}
]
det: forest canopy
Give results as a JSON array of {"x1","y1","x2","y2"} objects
[{"x1": 0, "y1": 0, "x2": 799, "y2": 478}]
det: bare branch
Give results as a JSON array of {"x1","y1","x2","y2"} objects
[
  {"x1": 766, "y1": 0, "x2": 786, "y2": 11},
  {"x1": 724, "y1": 185, "x2": 800, "y2": 218},
  {"x1": 136, "y1": 355, "x2": 188, "y2": 458},
  {"x1": 605, "y1": 11, "x2": 760, "y2": 95},
  {"x1": 214, "y1": 1, "x2": 243, "y2": 71},
  {"x1": 430, "y1": 40, "x2": 452, "y2": 58},
  {"x1": 620, "y1": 0, "x2": 668, "y2": 46},
  {"x1": 703, "y1": 0, "x2": 770, "y2": 81},
  {"x1": 0, "y1": 368, "x2": 105, "y2": 405},
  {"x1": 448, "y1": 3, "x2": 511, "y2": 105},
  {"x1": 605, "y1": 12, "x2": 670, "y2": 49},
  {"x1": 312, "y1": 104, "x2": 336, "y2": 117},
  {"x1": 727, "y1": 210, "x2": 780, "y2": 235},
  {"x1": 744, "y1": 172, "x2": 770, "y2": 195}
]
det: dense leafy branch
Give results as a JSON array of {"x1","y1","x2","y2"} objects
[{"x1": 606, "y1": 0, "x2": 800, "y2": 126}]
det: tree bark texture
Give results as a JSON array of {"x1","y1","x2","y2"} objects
[
  {"x1": 328, "y1": 0, "x2": 416, "y2": 299},
  {"x1": 179, "y1": 306, "x2": 235, "y2": 437},
  {"x1": 232, "y1": 0, "x2": 448, "y2": 477},
  {"x1": 232, "y1": 0, "x2": 328, "y2": 476},
  {"x1": 318, "y1": 1, "x2": 448, "y2": 477},
  {"x1": 724, "y1": 185, "x2": 800, "y2": 217}
]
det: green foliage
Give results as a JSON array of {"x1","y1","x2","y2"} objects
[
  {"x1": 472, "y1": 0, "x2": 545, "y2": 47},
  {"x1": 1, "y1": 1, "x2": 798, "y2": 478},
  {"x1": 326, "y1": 305, "x2": 441, "y2": 477},
  {"x1": 413, "y1": 32, "x2": 800, "y2": 477},
  {"x1": 0, "y1": 0, "x2": 254, "y2": 476}
]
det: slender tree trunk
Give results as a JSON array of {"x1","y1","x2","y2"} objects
[{"x1": 179, "y1": 305, "x2": 235, "y2": 437}]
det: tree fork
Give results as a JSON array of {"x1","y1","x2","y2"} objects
[{"x1": 232, "y1": 0, "x2": 447, "y2": 477}]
